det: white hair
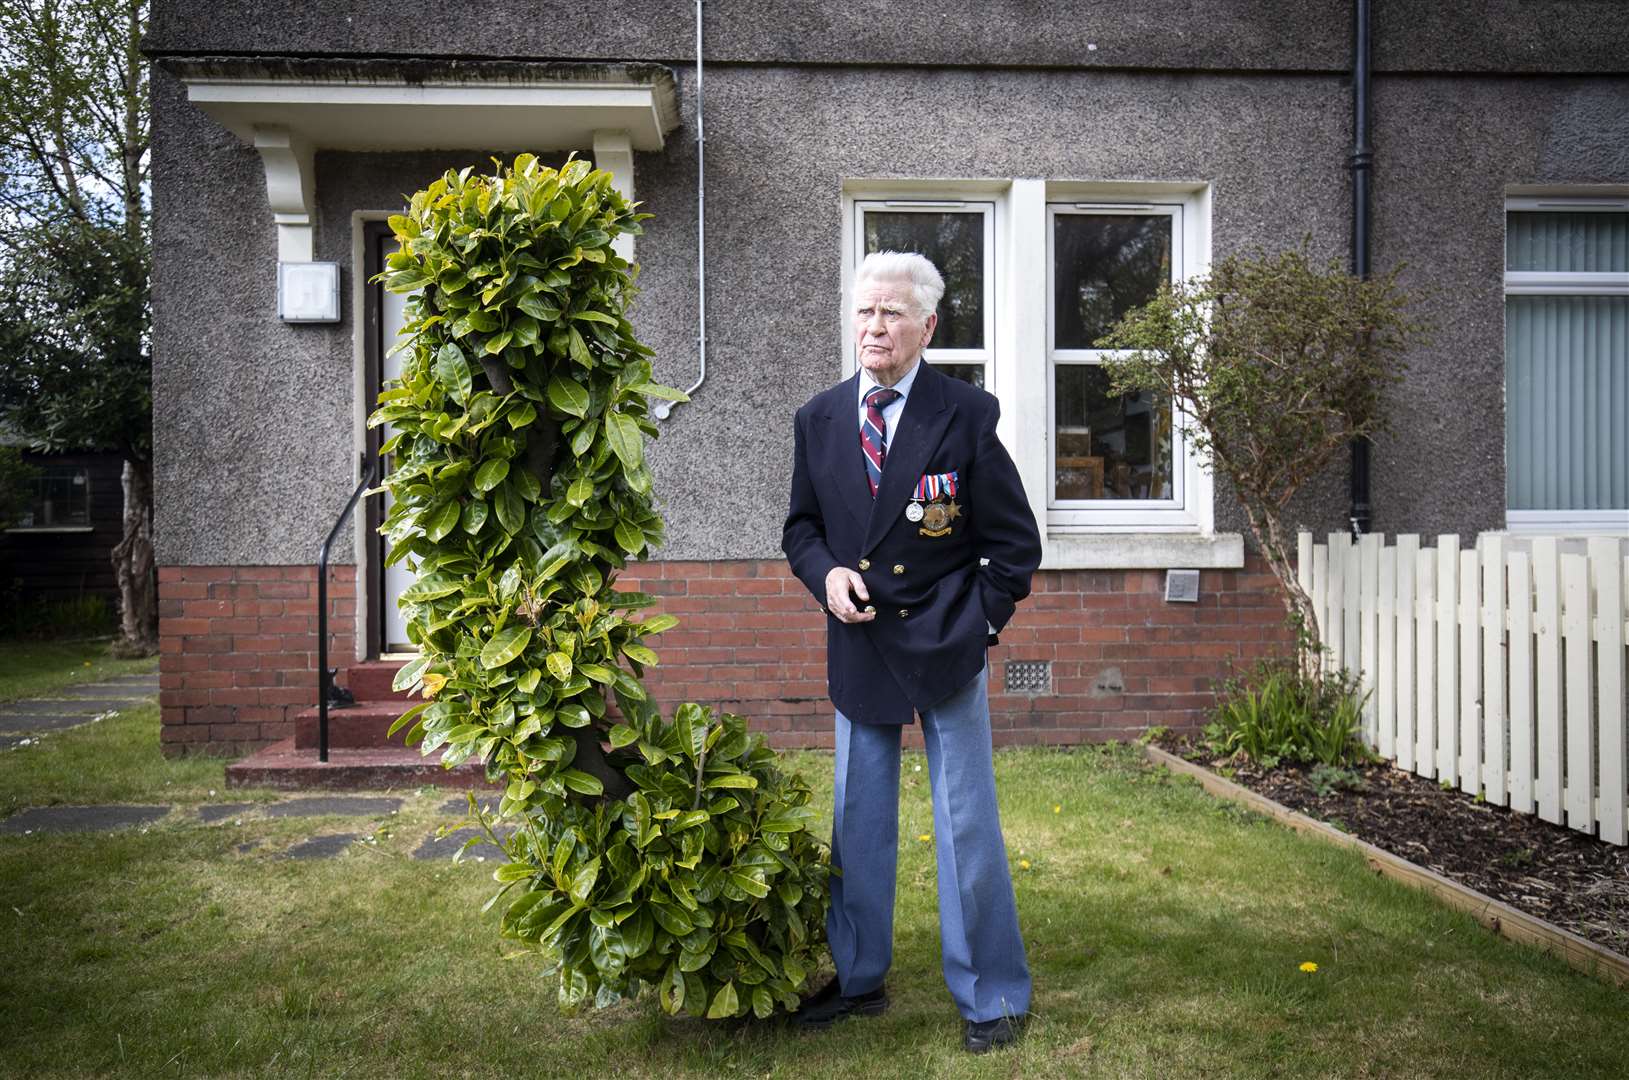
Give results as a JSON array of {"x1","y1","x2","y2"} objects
[{"x1": 855, "y1": 250, "x2": 945, "y2": 319}]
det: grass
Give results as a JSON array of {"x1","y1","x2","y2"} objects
[
  {"x1": 1, "y1": 708, "x2": 1624, "y2": 1078},
  {"x1": 0, "y1": 637, "x2": 157, "y2": 704}
]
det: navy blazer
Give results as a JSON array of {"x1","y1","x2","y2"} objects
[{"x1": 782, "y1": 362, "x2": 1042, "y2": 725}]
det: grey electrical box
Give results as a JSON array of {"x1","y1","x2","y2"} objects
[{"x1": 1164, "y1": 568, "x2": 1200, "y2": 603}]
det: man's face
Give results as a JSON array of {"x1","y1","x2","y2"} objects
[{"x1": 853, "y1": 277, "x2": 937, "y2": 387}]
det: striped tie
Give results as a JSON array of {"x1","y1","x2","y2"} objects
[{"x1": 861, "y1": 386, "x2": 901, "y2": 497}]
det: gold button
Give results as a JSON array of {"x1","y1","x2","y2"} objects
[
  {"x1": 863, "y1": 605, "x2": 876, "y2": 614},
  {"x1": 892, "y1": 564, "x2": 905, "y2": 575},
  {"x1": 858, "y1": 558, "x2": 871, "y2": 571},
  {"x1": 898, "y1": 608, "x2": 910, "y2": 619}
]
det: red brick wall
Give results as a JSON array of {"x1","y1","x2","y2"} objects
[
  {"x1": 158, "y1": 565, "x2": 354, "y2": 756},
  {"x1": 157, "y1": 556, "x2": 1293, "y2": 755},
  {"x1": 617, "y1": 553, "x2": 1295, "y2": 750}
]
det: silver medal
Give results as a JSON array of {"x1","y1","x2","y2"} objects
[{"x1": 905, "y1": 501, "x2": 925, "y2": 523}]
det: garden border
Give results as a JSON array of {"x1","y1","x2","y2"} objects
[{"x1": 1140, "y1": 743, "x2": 1629, "y2": 989}]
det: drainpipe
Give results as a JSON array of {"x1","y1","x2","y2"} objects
[
  {"x1": 654, "y1": 0, "x2": 707, "y2": 420},
  {"x1": 1348, "y1": 0, "x2": 1373, "y2": 537}
]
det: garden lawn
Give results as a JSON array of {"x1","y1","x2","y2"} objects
[
  {"x1": 1, "y1": 711, "x2": 1622, "y2": 1079},
  {"x1": 0, "y1": 638, "x2": 157, "y2": 704}
]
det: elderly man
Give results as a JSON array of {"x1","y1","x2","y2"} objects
[{"x1": 781, "y1": 250, "x2": 1042, "y2": 1053}]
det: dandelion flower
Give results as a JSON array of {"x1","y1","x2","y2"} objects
[
  {"x1": 918, "y1": 833, "x2": 931, "y2": 843},
  {"x1": 1019, "y1": 859, "x2": 1032, "y2": 870},
  {"x1": 1299, "y1": 961, "x2": 1318, "y2": 973},
  {"x1": 1053, "y1": 804, "x2": 1062, "y2": 814}
]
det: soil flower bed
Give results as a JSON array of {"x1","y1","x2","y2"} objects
[{"x1": 1151, "y1": 731, "x2": 1629, "y2": 959}]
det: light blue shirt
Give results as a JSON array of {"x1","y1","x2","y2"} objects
[{"x1": 857, "y1": 358, "x2": 922, "y2": 448}]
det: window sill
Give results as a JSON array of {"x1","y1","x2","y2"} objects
[
  {"x1": 3, "y1": 525, "x2": 95, "y2": 534},
  {"x1": 1041, "y1": 532, "x2": 1244, "y2": 570}
]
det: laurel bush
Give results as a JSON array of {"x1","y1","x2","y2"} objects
[{"x1": 368, "y1": 155, "x2": 830, "y2": 1018}]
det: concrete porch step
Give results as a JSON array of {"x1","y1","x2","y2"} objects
[
  {"x1": 226, "y1": 738, "x2": 498, "y2": 792},
  {"x1": 294, "y1": 699, "x2": 424, "y2": 749},
  {"x1": 337, "y1": 658, "x2": 417, "y2": 702}
]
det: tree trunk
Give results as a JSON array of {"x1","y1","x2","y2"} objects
[
  {"x1": 110, "y1": 456, "x2": 156, "y2": 656},
  {"x1": 1240, "y1": 500, "x2": 1326, "y2": 688}
]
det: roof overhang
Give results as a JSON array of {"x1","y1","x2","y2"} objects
[
  {"x1": 165, "y1": 58, "x2": 679, "y2": 265},
  {"x1": 175, "y1": 58, "x2": 679, "y2": 153}
]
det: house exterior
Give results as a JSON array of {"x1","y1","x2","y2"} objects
[{"x1": 144, "y1": 2, "x2": 1629, "y2": 762}]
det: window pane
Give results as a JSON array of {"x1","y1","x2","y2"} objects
[
  {"x1": 1054, "y1": 365, "x2": 1173, "y2": 501},
  {"x1": 1506, "y1": 211, "x2": 1629, "y2": 272},
  {"x1": 929, "y1": 362, "x2": 984, "y2": 389},
  {"x1": 1506, "y1": 295, "x2": 1628, "y2": 511},
  {"x1": 863, "y1": 211, "x2": 984, "y2": 349},
  {"x1": 26, "y1": 467, "x2": 92, "y2": 527},
  {"x1": 1053, "y1": 214, "x2": 1172, "y2": 349}
]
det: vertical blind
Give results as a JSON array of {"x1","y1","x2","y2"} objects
[{"x1": 1505, "y1": 211, "x2": 1629, "y2": 512}]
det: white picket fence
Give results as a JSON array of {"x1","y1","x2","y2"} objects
[{"x1": 1296, "y1": 530, "x2": 1629, "y2": 846}]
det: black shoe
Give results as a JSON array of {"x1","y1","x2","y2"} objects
[
  {"x1": 791, "y1": 976, "x2": 888, "y2": 1028},
  {"x1": 963, "y1": 1013, "x2": 1027, "y2": 1053}
]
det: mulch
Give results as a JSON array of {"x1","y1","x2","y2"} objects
[{"x1": 1152, "y1": 732, "x2": 1629, "y2": 959}]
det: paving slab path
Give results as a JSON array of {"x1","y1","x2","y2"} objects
[
  {"x1": 0, "y1": 805, "x2": 171, "y2": 835},
  {"x1": 0, "y1": 673, "x2": 160, "y2": 741}
]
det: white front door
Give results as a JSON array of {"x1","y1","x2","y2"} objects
[{"x1": 380, "y1": 278, "x2": 417, "y2": 654}]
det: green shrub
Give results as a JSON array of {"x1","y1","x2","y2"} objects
[
  {"x1": 489, "y1": 704, "x2": 829, "y2": 1015},
  {"x1": 370, "y1": 155, "x2": 830, "y2": 1019},
  {"x1": 1203, "y1": 657, "x2": 1372, "y2": 769}
]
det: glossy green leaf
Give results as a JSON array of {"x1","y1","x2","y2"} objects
[
  {"x1": 706, "y1": 982, "x2": 738, "y2": 1020},
  {"x1": 620, "y1": 642, "x2": 659, "y2": 666},
  {"x1": 547, "y1": 376, "x2": 589, "y2": 417},
  {"x1": 480, "y1": 625, "x2": 531, "y2": 669},
  {"x1": 435, "y1": 343, "x2": 472, "y2": 404},
  {"x1": 473, "y1": 458, "x2": 509, "y2": 492},
  {"x1": 604, "y1": 412, "x2": 643, "y2": 472}
]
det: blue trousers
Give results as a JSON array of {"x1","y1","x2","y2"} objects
[{"x1": 826, "y1": 661, "x2": 1031, "y2": 1022}]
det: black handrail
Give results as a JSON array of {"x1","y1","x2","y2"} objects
[{"x1": 317, "y1": 453, "x2": 380, "y2": 763}]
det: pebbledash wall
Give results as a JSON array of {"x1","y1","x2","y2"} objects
[{"x1": 146, "y1": 2, "x2": 1628, "y2": 755}]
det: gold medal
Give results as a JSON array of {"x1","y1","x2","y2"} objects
[{"x1": 918, "y1": 498, "x2": 961, "y2": 538}]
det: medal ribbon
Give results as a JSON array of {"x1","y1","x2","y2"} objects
[{"x1": 913, "y1": 470, "x2": 958, "y2": 501}]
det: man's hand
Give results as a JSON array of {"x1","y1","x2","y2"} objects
[{"x1": 825, "y1": 566, "x2": 875, "y2": 623}]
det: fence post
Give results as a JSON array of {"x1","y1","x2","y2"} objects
[
  {"x1": 1395, "y1": 534, "x2": 1419, "y2": 773},
  {"x1": 1458, "y1": 547, "x2": 1481, "y2": 796},
  {"x1": 1415, "y1": 542, "x2": 1437, "y2": 779},
  {"x1": 1562, "y1": 552, "x2": 1594, "y2": 833},
  {"x1": 1326, "y1": 532, "x2": 1346, "y2": 677},
  {"x1": 1377, "y1": 538, "x2": 1397, "y2": 760},
  {"x1": 1436, "y1": 535, "x2": 1460, "y2": 786},
  {"x1": 1508, "y1": 550, "x2": 1535, "y2": 815},
  {"x1": 1588, "y1": 540, "x2": 1626, "y2": 845},
  {"x1": 1480, "y1": 534, "x2": 1508, "y2": 807},
  {"x1": 1533, "y1": 538, "x2": 1563, "y2": 825}
]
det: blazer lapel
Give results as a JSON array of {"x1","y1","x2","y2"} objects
[
  {"x1": 812, "y1": 372, "x2": 873, "y2": 533},
  {"x1": 862, "y1": 363, "x2": 955, "y2": 557}
]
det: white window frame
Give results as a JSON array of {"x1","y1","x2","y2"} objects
[
  {"x1": 1502, "y1": 194, "x2": 1629, "y2": 536},
  {"x1": 1046, "y1": 201, "x2": 1194, "y2": 529},
  {"x1": 851, "y1": 198, "x2": 997, "y2": 391},
  {"x1": 841, "y1": 179, "x2": 1234, "y2": 569}
]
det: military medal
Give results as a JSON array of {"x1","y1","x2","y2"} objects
[{"x1": 913, "y1": 471, "x2": 961, "y2": 537}]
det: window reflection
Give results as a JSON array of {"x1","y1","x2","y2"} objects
[
  {"x1": 930, "y1": 363, "x2": 984, "y2": 389},
  {"x1": 864, "y1": 211, "x2": 985, "y2": 349},
  {"x1": 1053, "y1": 215, "x2": 1172, "y2": 349},
  {"x1": 1054, "y1": 366, "x2": 1172, "y2": 501}
]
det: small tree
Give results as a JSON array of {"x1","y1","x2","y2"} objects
[
  {"x1": 1098, "y1": 244, "x2": 1428, "y2": 682},
  {"x1": 0, "y1": 0, "x2": 154, "y2": 656},
  {"x1": 371, "y1": 156, "x2": 829, "y2": 1019}
]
